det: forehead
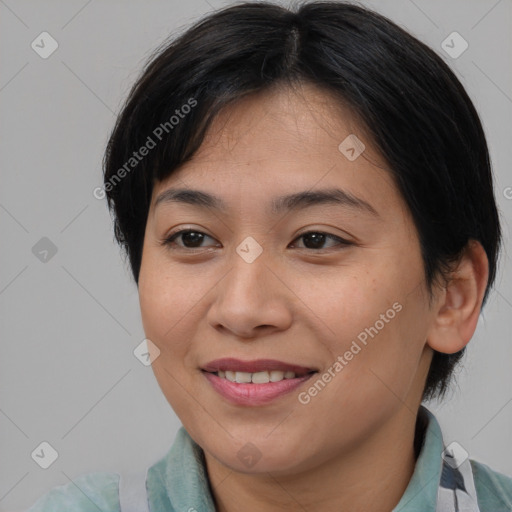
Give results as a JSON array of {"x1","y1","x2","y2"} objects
[
  {"x1": 150, "y1": 83, "x2": 402, "y2": 221},
  {"x1": 192, "y1": 83, "x2": 369, "y2": 160}
]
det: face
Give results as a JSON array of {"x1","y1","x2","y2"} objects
[{"x1": 138, "y1": 83, "x2": 437, "y2": 475}]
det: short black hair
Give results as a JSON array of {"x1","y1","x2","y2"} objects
[{"x1": 102, "y1": 0, "x2": 502, "y2": 401}]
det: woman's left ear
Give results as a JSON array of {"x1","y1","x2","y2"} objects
[{"x1": 426, "y1": 239, "x2": 489, "y2": 355}]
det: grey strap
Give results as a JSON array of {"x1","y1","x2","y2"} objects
[
  {"x1": 118, "y1": 467, "x2": 150, "y2": 512},
  {"x1": 437, "y1": 456, "x2": 481, "y2": 512}
]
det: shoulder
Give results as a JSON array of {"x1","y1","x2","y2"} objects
[
  {"x1": 471, "y1": 458, "x2": 512, "y2": 512},
  {"x1": 26, "y1": 471, "x2": 120, "y2": 512}
]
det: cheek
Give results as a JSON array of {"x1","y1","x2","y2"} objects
[
  {"x1": 298, "y1": 265, "x2": 397, "y2": 342},
  {"x1": 138, "y1": 251, "x2": 213, "y2": 373},
  {"x1": 139, "y1": 247, "x2": 180, "y2": 322},
  {"x1": 310, "y1": 264, "x2": 427, "y2": 394},
  {"x1": 335, "y1": 295, "x2": 428, "y2": 409},
  {"x1": 138, "y1": 256, "x2": 203, "y2": 417},
  {"x1": 138, "y1": 253, "x2": 185, "y2": 353}
]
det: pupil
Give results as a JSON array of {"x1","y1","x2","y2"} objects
[
  {"x1": 304, "y1": 233, "x2": 324, "y2": 249},
  {"x1": 183, "y1": 232, "x2": 203, "y2": 247}
]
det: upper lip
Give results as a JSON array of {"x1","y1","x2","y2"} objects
[{"x1": 202, "y1": 358, "x2": 317, "y2": 376}]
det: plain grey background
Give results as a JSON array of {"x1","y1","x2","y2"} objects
[{"x1": 1, "y1": 0, "x2": 511, "y2": 510}]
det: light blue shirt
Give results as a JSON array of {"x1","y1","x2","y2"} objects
[{"x1": 26, "y1": 406, "x2": 512, "y2": 511}]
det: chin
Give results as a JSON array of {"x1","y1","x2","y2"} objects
[
  {"x1": 221, "y1": 452, "x2": 305, "y2": 475},
  {"x1": 203, "y1": 433, "x2": 311, "y2": 475}
]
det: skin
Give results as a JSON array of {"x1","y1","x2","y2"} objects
[{"x1": 138, "y1": 82, "x2": 489, "y2": 512}]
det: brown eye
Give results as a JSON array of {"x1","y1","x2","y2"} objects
[
  {"x1": 290, "y1": 231, "x2": 352, "y2": 251},
  {"x1": 162, "y1": 229, "x2": 217, "y2": 249}
]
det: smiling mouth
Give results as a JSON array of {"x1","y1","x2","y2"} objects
[
  {"x1": 201, "y1": 358, "x2": 318, "y2": 405},
  {"x1": 201, "y1": 358, "x2": 318, "y2": 383},
  {"x1": 203, "y1": 369, "x2": 317, "y2": 384}
]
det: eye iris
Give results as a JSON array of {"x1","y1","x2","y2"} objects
[
  {"x1": 182, "y1": 231, "x2": 204, "y2": 248},
  {"x1": 302, "y1": 233, "x2": 325, "y2": 249}
]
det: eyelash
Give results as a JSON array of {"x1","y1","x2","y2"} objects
[{"x1": 160, "y1": 229, "x2": 352, "y2": 252}]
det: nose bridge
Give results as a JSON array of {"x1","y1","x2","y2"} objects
[
  {"x1": 226, "y1": 233, "x2": 273, "y2": 296},
  {"x1": 206, "y1": 232, "x2": 293, "y2": 336}
]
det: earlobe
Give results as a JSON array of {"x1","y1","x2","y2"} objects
[{"x1": 426, "y1": 240, "x2": 489, "y2": 355}]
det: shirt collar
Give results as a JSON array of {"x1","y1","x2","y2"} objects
[
  {"x1": 163, "y1": 405, "x2": 444, "y2": 512},
  {"x1": 164, "y1": 426, "x2": 217, "y2": 512},
  {"x1": 393, "y1": 405, "x2": 445, "y2": 511}
]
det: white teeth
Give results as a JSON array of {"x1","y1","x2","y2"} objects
[
  {"x1": 215, "y1": 370, "x2": 298, "y2": 383},
  {"x1": 251, "y1": 371, "x2": 270, "y2": 384},
  {"x1": 269, "y1": 370, "x2": 285, "y2": 382},
  {"x1": 235, "y1": 371, "x2": 252, "y2": 383}
]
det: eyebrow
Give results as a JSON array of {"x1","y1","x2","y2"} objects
[{"x1": 154, "y1": 187, "x2": 379, "y2": 217}]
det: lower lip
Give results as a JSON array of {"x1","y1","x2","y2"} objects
[{"x1": 202, "y1": 371, "x2": 316, "y2": 406}]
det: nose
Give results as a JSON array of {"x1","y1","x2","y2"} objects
[{"x1": 206, "y1": 247, "x2": 293, "y2": 340}]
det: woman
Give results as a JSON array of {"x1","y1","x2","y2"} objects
[{"x1": 27, "y1": 1, "x2": 512, "y2": 511}]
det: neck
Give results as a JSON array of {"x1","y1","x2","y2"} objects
[{"x1": 204, "y1": 406, "x2": 422, "y2": 512}]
